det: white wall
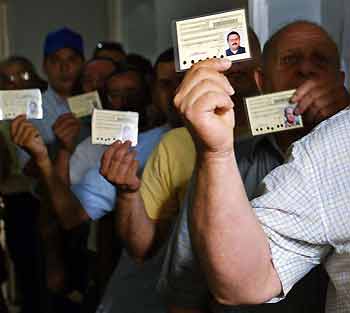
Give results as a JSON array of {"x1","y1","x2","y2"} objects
[
  {"x1": 121, "y1": 0, "x2": 248, "y2": 62},
  {"x1": 6, "y1": 0, "x2": 249, "y2": 69},
  {"x1": 7, "y1": 0, "x2": 108, "y2": 75}
]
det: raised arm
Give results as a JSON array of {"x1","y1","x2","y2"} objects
[
  {"x1": 100, "y1": 141, "x2": 170, "y2": 262},
  {"x1": 11, "y1": 116, "x2": 89, "y2": 229},
  {"x1": 174, "y1": 59, "x2": 281, "y2": 305},
  {"x1": 52, "y1": 112, "x2": 81, "y2": 185}
]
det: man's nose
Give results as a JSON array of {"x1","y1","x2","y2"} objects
[
  {"x1": 298, "y1": 59, "x2": 320, "y2": 79},
  {"x1": 60, "y1": 61, "x2": 70, "y2": 73}
]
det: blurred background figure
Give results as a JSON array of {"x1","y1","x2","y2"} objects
[
  {"x1": 126, "y1": 53, "x2": 154, "y2": 87},
  {"x1": 93, "y1": 41, "x2": 126, "y2": 63},
  {"x1": 148, "y1": 48, "x2": 184, "y2": 129},
  {"x1": 72, "y1": 57, "x2": 117, "y2": 95},
  {"x1": 102, "y1": 63, "x2": 152, "y2": 132},
  {"x1": 0, "y1": 56, "x2": 47, "y2": 91}
]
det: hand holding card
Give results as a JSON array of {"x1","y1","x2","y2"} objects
[
  {"x1": 245, "y1": 90, "x2": 303, "y2": 136},
  {"x1": 68, "y1": 91, "x2": 102, "y2": 118},
  {"x1": 0, "y1": 89, "x2": 42, "y2": 120}
]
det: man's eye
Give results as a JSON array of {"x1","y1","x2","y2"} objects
[
  {"x1": 313, "y1": 54, "x2": 329, "y2": 66},
  {"x1": 281, "y1": 55, "x2": 299, "y2": 65}
]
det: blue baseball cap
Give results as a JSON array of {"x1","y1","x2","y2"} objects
[{"x1": 44, "y1": 27, "x2": 84, "y2": 58}]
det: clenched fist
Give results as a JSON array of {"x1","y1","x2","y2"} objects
[
  {"x1": 174, "y1": 59, "x2": 235, "y2": 155},
  {"x1": 53, "y1": 113, "x2": 81, "y2": 153}
]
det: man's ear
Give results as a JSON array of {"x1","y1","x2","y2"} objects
[{"x1": 254, "y1": 67, "x2": 264, "y2": 93}]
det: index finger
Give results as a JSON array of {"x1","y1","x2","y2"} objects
[
  {"x1": 100, "y1": 141, "x2": 122, "y2": 176},
  {"x1": 292, "y1": 79, "x2": 331, "y2": 115},
  {"x1": 10, "y1": 115, "x2": 27, "y2": 137},
  {"x1": 176, "y1": 59, "x2": 234, "y2": 100}
]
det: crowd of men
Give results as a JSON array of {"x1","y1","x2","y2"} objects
[{"x1": 0, "y1": 17, "x2": 348, "y2": 313}]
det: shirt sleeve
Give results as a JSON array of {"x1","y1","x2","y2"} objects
[
  {"x1": 71, "y1": 167, "x2": 116, "y2": 220},
  {"x1": 140, "y1": 141, "x2": 178, "y2": 221},
  {"x1": 251, "y1": 142, "x2": 331, "y2": 301}
]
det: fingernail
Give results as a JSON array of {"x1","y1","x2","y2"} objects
[
  {"x1": 228, "y1": 86, "x2": 235, "y2": 95},
  {"x1": 290, "y1": 95, "x2": 297, "y2": 103}
]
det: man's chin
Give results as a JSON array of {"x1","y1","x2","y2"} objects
[{"x1": 54, "y1": 82, "x2": 74, "y2": 95}]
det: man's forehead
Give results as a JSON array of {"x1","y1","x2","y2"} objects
[
  {"x1": 276, "y1": 24, "x2": 336, "y2": 52},
  {"x1": 85, "y1": 60, "x2": 115, "y2": 72},
  {"x1": 47, "y1": 47, "x2": 80, "y2": 59}
]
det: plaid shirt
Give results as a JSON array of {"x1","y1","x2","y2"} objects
[
  {"x1": 252, "y1": 107, "x2": 350, "y2": 312},
  {"x1": 159, "y1": 108, "x2": 350, "y2": 313}
]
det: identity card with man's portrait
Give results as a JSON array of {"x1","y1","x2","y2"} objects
[
  {"x1": 68, "y1": 91, "x2": 102, "y2": 118},
  {"x1": 245, "y1": 90, "x2": 303, "y2": 136},
  {"x1": 173, "y1": 8, "x2": 251, "y2": 71},
  {"x1": 92, "y1": 109, "x2": 138, "y2": 146},
  {"x1": 0, "y1": 89, "x2": 42, "y2": 120}
]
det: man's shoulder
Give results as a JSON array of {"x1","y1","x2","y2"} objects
[
  {"x1": 225, "y1": 48, "x2": 233, "y2": 56},
  {"x1": 71, "y1": 136, "x2": 105, "y2": 162},
  {"x1": 76, "y1": 136, "x2": 93, "y2": 148},
  {"x1": 138, "y1": 125, "x2": 170, "y2": 144},
  {"x1": 238, "y1": 46, "x2": 246, "y2": 54},
  {"x1": 162, "y1": 127, "x2": 191, "y2": 142},
  {"x1": 298, "y1": 108, "x2": 350, "y2": 149}
]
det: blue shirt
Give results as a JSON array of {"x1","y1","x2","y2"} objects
[{"x1": 72, "y1": 125, "x2": 170, "y2": 220}]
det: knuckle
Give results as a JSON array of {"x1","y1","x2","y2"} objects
[
  {"x1": 195, "y1": 67, "x2": 207, "y2": 77},
  {"x1": 173, "y1": 94, "x2": 181, "y2": 107}
]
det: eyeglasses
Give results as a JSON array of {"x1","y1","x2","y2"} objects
[{"x1": 3, "y1": 71, "x2": 31, "y2": 83}]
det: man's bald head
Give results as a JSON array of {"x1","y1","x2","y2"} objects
[
  {"x1": 257, "y1": 21, "x2": 342, "y2": 94},
  {"x1": 262, "y1": 21, "x2": 340, "y2": 72}
]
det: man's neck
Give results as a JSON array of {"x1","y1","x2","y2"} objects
[
  {"x1": 49, "y1": 86, "x2": 70, "y2": 101},
  {"x1": 275, "y1": 127, "x2": 311, "y2": 153},
  {"x1": 233, "y1": 95, "x2": 249, "y2": 138}
]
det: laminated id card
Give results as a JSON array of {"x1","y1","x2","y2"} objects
[
  {"x1": 245, "y1": 90, "x2": 303, "y2": 136},
  {"x1": 92, "y1": 109, "x2": 138, "y2": 146},
  {"x1": 173, "y1": 8, "x2": 251, "y2": 71},
  {"x1": 0, "y1": 89, "x2": 42, "y2": 120},
  {"x1": 68, "y1": 91, "x2": 102, "y2": 118}
]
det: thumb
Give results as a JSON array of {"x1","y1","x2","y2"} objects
[{"x1": 197, "y1": 58, "x2": 233, "y2": 73}]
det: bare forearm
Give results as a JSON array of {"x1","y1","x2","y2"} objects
[
  {"x1": 190, "y1": 150, "x2": 280, "y2": 305},
  {"x1": 38, "y1": 158, "x2": 89, "y2": 229},
  {"x1": 116, "y1": 191, "x2": 157, "y2": 261},
  {"x1": 54, "y1": 149, "x2": 71, "y2": 185}
]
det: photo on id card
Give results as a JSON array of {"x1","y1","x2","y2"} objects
[
  {"x1": 172, "y1": 8, "x2": 251, "y2": 72},
  {"x1": 245, "y1": 90, "x2": 303, "y2": 136}
]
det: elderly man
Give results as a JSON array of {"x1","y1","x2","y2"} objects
[{"x1": 169, "y1": 20, "x2": 350, "y2": 313}]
